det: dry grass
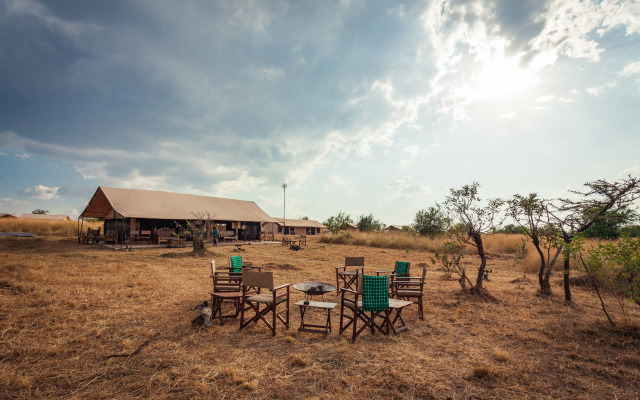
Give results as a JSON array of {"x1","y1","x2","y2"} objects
[
  {"x1": 1, "y1": 235, "x2": 639, "y2": 399},
  {"x1": 0, "y1": 219, "x2": 102, "y2": 237}
]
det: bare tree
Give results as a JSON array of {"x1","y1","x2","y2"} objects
[
  {"x1": 444, "y1": 182, "x2": 503, "y2": 293},
  {"x1": 174, "y1": 212, "x2": 216, "y2": 254},
  {"x1": 551, "y1": 176, "x2": 640, "y2": 301}
]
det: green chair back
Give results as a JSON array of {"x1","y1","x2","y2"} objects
[
  {"x1": 362, "y1": 275, "x2": 389, "y2": 312},
  {"x1": 230, "y1": 256, "x2": 243, "y2": 273},
  {"x1": 395, "y1": 261, "x2": 410, "y2": 278}
]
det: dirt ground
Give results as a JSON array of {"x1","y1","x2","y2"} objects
[{"x1": 1, "y1": 235, "x2": 639, "y2": 399}]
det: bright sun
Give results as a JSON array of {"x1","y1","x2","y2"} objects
[{"x1": 475, "y1": 55, "x2": 537, "y2": 98}]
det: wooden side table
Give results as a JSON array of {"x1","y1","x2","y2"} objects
[
  {"x1": 295, "y1": 300, "x2": 337, "y2": 336},
  {"x1": 385, "y1": 298, "x2": 413, "y2": 334}
]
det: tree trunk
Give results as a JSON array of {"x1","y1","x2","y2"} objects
[
  {"x1": 532, "y1": 237, "x2": 547, "y2": 293},
  {"x1": 563, "y1": 257, "x2": 572, "y2": 301},
  {"x1": 563, "y1": 234, "x2": 572, "y2": 302},
  {"x1": 472, "y1": 233, "x2": 487, "y2": 292},
  {"x1": 542, "y1": 245, "x2": 562, "y2": 295}
]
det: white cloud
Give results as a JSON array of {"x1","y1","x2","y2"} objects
[
  {"x1": 0, "y1": 151, "x2": 7, "y2": 156},
  {"x1": 386, "y1": 176, "x2": 433, "y2": 202},
  {"x1": 499, "y1": 112, "x2": 517, "y2": 119},
  {"x1": 15, "y1": 153, "x2": 29, "y2": 160},
  {"x1": 322, "y1": 175, "x2": 354, "y2": 193},
  {"x1": 586, "y1": 81, "x2": 617, "y2": 96},
  {"x1": 619, "y1": 61, "x2": 640, "y2": 77},
  {"x1": 20, "y1": 185, "x2": 60, "y2": 200}
]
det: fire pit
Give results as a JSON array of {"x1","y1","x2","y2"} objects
[{"x1": 293, "y1": 282, "x2": 337, "y2": 301}]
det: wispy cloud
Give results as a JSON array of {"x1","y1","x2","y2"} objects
[{"x1": 20, "y1": 185, "x2": 60, "y2": 200}]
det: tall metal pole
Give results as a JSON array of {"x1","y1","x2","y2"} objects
[{"x1": 282, "y1": 183, "x2": 287, "y2": 236}]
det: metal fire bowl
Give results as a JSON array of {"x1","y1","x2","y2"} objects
[{"x1": 293, "y1": 282, "x2": 337, "y2": 294}]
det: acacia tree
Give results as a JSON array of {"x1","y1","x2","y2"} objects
[
  {"x1": 323, "y1": 212, "x2": 353, "y2": 234},
  {"x1": 444, "y1": 182, "x2": 503, "y2": 293},
  {"x1": 551, "y1": 176, "x2": 640, "y2": 301},
  {"x1": 506, "y1": 193, "x2": 563, "y2": 294}
]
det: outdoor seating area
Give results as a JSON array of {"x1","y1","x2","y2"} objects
[{"x1": 205, "y1": 256, "x2": 427, "y2": 341}]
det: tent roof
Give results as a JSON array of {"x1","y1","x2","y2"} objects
[
  {"x1": 0, "y1": 213, "x2": 17, "y2": 218},
  {"x1": 264, "y1": 218, "x2": 327, "y2": 229},
  {"x1": 80, "y1": 187, "x2": 272, "y2": 222},
  {"x1": 18, "y1": 214, "x2": 71, "y2": 221}
]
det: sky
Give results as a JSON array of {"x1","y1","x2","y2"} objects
[{"x1": 1, "y1": 0, "x2": 639, "y2": 226}]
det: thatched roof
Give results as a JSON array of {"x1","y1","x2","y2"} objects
[{"x1": 80, "y1": 187, "x2": 272, "y2": 222}]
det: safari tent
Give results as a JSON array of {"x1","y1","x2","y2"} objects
[
  {"x1": 79, "y1": 187, "x2": 272, "y2": 242},
  {"x1": 261, "y1": 218, "x2": 327, "y2": 236}
]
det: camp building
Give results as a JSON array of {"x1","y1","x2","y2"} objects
[
  {"x1": 80, "y1": 187, "x2": 272, "y2": 242},
  {"x1": 262, "y1": 218, "x2": 327, "y2": 236}
]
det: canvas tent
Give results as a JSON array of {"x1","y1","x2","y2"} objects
[
  {"x1": 18, "y1": 214, "x2": 71, "y2": 221},
  {"x1": 262, "y1": 218, "x2": 327, "y2": 236},
  {"x1": 80, "y1": 187, "x2": 272, "y2": 242}
]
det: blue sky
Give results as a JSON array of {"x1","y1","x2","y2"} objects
[{"x1": 1, "y1": 0, "x2": 639, "y2": 225}]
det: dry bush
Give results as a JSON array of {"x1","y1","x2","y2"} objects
[
  {"x1": 0, "y1": 219, "x2": 102, "y2": 237},
  {"x1": 1, "y1": 234, "x2": 639, "y2": 399}
]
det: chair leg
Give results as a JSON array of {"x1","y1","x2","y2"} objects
[{"x1": 418, "y1": 297, "x2": 423, "y2": 320}]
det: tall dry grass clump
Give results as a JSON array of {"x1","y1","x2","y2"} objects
[
  {"x1": 320, "y1": 231, "x2": 527, "y2": 255},
  {"x1": 0, "y1": 219, "x2": 102, "y2": 237}
]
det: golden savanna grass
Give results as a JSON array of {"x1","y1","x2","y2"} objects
[
  {"x1": 0, "y1": 219, "x2": 102, "y2": 237},
  {"x1": 1, "y1": 234, "x2": 639, "y2": 399}
]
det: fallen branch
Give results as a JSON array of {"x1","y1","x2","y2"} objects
[{"x1": 105, "y1": 332, "x2": 160, "y2": 359}]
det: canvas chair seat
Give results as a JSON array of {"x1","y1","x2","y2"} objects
[
  {"x1": 240, "y1": 270, "x2": 290, "y2": 336},
  {"x1": 246, "y1": 293, "x2": 288, "y2": 304}
]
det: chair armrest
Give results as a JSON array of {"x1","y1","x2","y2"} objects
[
  {"x1": 271, "y1": 283, "x2": 291, "y2": 291},
  {"x1": 375, "y1": 270, "x2": 393, "y2": 275},
  {"x1": 335, "y1": 266, "x2": 347, "y2": 271},
  {"x1": 340, "y1": 288, "x2": 357, "y2": 295}
]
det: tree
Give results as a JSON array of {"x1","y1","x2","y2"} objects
[
  {"x1": 32, "y1": 209, "x2": 49, "y2": 214},
  {"x1": 506, "y1": 193, "x2": 563, "y2": 294},
  {"x1": 582, "y1": 205, "x2": 638, "y2": 239},
  {"x1": 300, "y1": 216, "x2": 309, "y2": 220},
  {"x1": 412, "y1": 204, "x2": 450, "y2": 238},
  {"x1": 551, "y1": 176, "x2": 640, "y2": 301},
  {"x1": 356, "y1": 213, "x2": 384, "y2": 232},
  {"x1": 444, "y1": 182, "x2": 503, "y2": 293},
  {"x1": 174, "y1": 212, "x2": 215, "y2": 254},
  {"x1": 323, "y1": 212, "x2": 353, "y2": 234}
]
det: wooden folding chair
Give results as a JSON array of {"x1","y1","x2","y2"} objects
[
  {"x1": 376, "y1": 261, "x2": 411, "y2": 296},
  {"x1": 339, "y1": 274, "x2": 390, "y2": 342},
  {"x1": 393, "y1": 264, "x2": 427, "y2": 320},
  {"x1": 209, "y1": 260, "x2": 245, "y2": 325},
  {"x1": 239, "y1": 270, "x2": 290, "y2": 336},
  {"x1": 335, "y1": 257, "x2": 365, "y2": 292}
]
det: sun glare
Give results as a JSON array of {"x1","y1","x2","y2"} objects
[{"x1": 475, "y1": 55, "x2": 537, "y2": 98}]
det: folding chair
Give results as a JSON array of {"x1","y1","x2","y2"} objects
[
  {"x1": 376, "y1": 261, "x2": 411, "y2": 296},
  {"x1": 239, "y1": 270, "x2": 290, "y2": 336},
  {"x1": 393, "y1": 264, "x2": 428, "y2": 320},
  {"x1": 335, "y1": 257, "x2": 365, "y2": 291},
  {"x1": 339, "y1": 274, "x2": 390, "y2": 342}
]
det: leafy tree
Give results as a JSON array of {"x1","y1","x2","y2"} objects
[
  {"x1": 582, "y1": 205, "x2": 638, "y2": 239},
  {"x1": 444, "y1": 182, "x2": 503, "y2": 293},
  {"x1": 496, "y1": 224, "x2": 527, "y2": 234},
  {"x1": 568, "y1": 235, "x2": 640, "y2": 325},
  {"x1": 356, "y1": 213, "x2": 384, "y2": 232},
  {"x1": 551, "y1": 176, "x2": 640, "y2": 301},
  {"x1": 32, "y1": 209, "x2": 49, "y2": 214},
  {"x1": 323, "y1": 212, "x2": 353, "y2": 234},
  {"x1": 412, "y1": 204, "x2": 450, "y2": 238},
  {"x1": 300, "y1": 216, "x2": 309, "y2": 220}
]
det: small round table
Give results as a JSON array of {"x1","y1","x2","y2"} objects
[{"x1": 293, "y1": 282, "x2": 337, "y2": 302}]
